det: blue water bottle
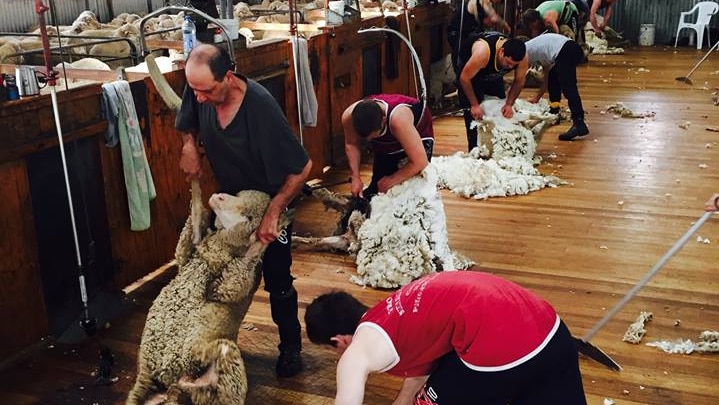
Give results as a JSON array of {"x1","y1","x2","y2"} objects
[
  {"x1": 182, "y1": 15, "x2": 197, "y2": 60},
  {"x1": 5, "y1": 74, "x2": 19, "y2": 101}
]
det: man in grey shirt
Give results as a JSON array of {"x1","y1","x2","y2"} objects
[
  {"x1": 176, "y1": 44, "x2": 312, "y2": 378},
  {"x1": 524, "y1": 33, "x2": 589, "y2": 141}
]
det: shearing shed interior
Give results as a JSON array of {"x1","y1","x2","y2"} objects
[{"x1": 0, "y1": 0, "x2": 717, "y2": 404}]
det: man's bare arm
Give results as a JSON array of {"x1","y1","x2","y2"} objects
[
  {"x1": 342, "y1": 102, "x2": 364, "y2": 197},
  {"x1": 376, "y1": 106, "x2": 429, "y2": 193},
  {"x1": 256, "y1": 159, "x2": 312, "y2": 244}
]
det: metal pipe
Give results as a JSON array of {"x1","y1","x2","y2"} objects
[
  {"x1": 138, "y1": 6, "x2": 234, "y2": 62},
  {"x1": 401, "y1": 0, "x2": 419, "y2": 98},
  {"x1": 35, "y1": 0, "x2": 94, "y2": 331},
  {"x1": 358, "y1": 26, "x2": 427, "y2": 112}
]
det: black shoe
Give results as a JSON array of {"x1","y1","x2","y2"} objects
[
  {"x1": 559, "y1": 121, "x2": 589, "y2": 141},
  {"x1": 276, "y1": 350, "x2": 303, "y2": 378}
]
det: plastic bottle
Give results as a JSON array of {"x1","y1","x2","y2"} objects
[
  {"x1": 5, "y1": 74, "x2": 19, "y2": 101},
  {"x1": 182, "y1": 15, "x2": 197, "y2": 61}
]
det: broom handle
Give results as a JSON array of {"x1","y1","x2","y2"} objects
[
  {"x1": 583, "y1": 211, "x2": 715, "y2": 341},
  {"x1": 684, "y1": 40, "x2": 719, "y2": 79}
]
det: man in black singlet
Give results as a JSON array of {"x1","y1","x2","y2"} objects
[{"x1": 456, "y1": 32, "x2": 528, "y2": 151}]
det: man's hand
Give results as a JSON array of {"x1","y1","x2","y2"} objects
[
  {"x1": 377, "y1": 177, "x2": 392, "y2": 194},
  {"x1": 470, "y1": 104, "x2": 485, "y2": 121},
  {"x1": 351, "y1": 176, "x2": 364, "y2": 198},
  {"x1": 255, "y1": 211, "x2": 280, "y2": 245},
  {"x1": 180, "y1": 139, "x2": 202, "y2": 182},
  {"x1": 501, "y1": 103, "x2": 514, "y2": 118}
]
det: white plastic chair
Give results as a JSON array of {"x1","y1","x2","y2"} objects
[{"x1": 674, "y1": 1, "x2": 719, "y2": 49}]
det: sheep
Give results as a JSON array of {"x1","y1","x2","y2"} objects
[
  {"x1": 0, "y1": 39, "x2": 22, "y2": 64},
  {"x1": 295, "y1": 166, "x2": 473, "y2": 289},
  {"x1": 127, "y1": 189, "x2": 293, "y2": 405},
  {"x1": 432, "y1": 98, "x2": 565, "y2": 200},
  {"x1": 428, "y1": 53, "x2": 456, "y2": 109}
]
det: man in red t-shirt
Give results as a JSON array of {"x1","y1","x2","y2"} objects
[{"x1": 305, "y1": 271, "x2": 587, "y2": 405}]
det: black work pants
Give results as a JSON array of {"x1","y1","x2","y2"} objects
[
  {"x1": 547, "y1": 40, "x2": 585, "y2": 122},
  {"x1": 263, "y1": 222, "x2": 301, "y2": 353}
]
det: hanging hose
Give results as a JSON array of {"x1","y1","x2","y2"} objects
[
  {"x1": 357, "y1": 26, "x2": 428, "y2": 113},
  {"x1": 457, "y1": 0, "x2": 466, "y2": 67},
  {"x1": 401, "y1": 0, "x2": 419, "y2": 98},
  {"x1": 35, "y1": 0, "x2": 96, "y2": 336}
]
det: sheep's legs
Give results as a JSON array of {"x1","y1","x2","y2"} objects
[
  {"x1": 292, "y1": 235, "x2": 350, "y2": 252},
  {"x1": 126, "y1": 370, "x2": 166, "y2": 405},
  {"x1": 168, "y1": 339, "x2": 248, "y2": 405}
]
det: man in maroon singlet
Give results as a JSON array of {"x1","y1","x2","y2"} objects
[{"x1": 342, "y1": 94, "x2": 434, "y2": 199}]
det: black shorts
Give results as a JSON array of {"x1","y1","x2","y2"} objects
[{"x1": 414, "y1": 321, "x2": 587, "y2": 405}]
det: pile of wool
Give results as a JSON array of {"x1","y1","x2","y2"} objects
[
  {"x1": 348, "y1": 165, "x2": 473, "y2": 288},
  {"x1": 646, "y1": 330, "x2": 719, "y2": 354},
  {"x1": 434, "y1": 97, "x2": 563, "y2": 199},
  {"x1": 433, "y1": 154, "x2": 564, "y2": 199}
]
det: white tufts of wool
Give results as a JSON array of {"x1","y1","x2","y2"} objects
[
  {"x1": 646, "y1": 330, "x2": 719, "y2": 354},
  {"x1": 348, "y1": 165, "x2": 473, "y2": 288},
  {"x1": 605, "y1": 102, "x2": 655, "y2": 118},
  {"x1": 623, "y1": 311, "x2": 653, "y2": 344}
]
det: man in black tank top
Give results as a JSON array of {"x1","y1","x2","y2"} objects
[{"x1": 456, "y1": 32, "x2": 528, "y2": 151}]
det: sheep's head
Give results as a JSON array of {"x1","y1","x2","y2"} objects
[{"x1": 209, "y1": 190, "x2": 270, "y2": 232}]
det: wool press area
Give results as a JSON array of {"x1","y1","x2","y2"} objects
[{"x1": 0, "y1": 0, "x2": 718, "y2": 404}]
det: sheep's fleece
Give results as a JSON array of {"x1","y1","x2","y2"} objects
[
  {"x1": 433, "y1": 98, "x2": 564, "y2": 199},
  {"x1": 127, "y1": 190, "x2": 292, "y2": 405},
  {"x1": 298, "y1": 166, "x2": 473, "y2": 289}
]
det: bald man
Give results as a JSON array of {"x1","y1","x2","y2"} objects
[{"x1": 175, "y1": 44, "x2": 312, "y2": 378}]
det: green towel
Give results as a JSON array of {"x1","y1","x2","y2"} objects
[{"x1": 113, "y1": 80, "x2": 156, "y2": 231}]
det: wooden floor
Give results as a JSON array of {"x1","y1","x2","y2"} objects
[{"x1": 1, "y1": 45, "x2": 718, "y2": 405}]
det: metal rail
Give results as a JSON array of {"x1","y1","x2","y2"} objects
[{"x1": 138, "y1": 6, "x2": 235, "y2": 61}]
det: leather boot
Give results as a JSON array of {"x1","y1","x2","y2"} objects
[
  {"x1": 559, "y1": 120, "x2": 589, "y2": 141},
  {"x1": 270, "y1": 287, "x2": 303, "y2": 377}
]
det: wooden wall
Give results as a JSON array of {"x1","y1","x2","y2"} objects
[{"x1": 0, "y1": 3, "x2": 452, "y2": 363}]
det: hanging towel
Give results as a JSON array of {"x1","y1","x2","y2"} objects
[
  {"x1": 100, "y1": 83, "x2": 120, "y2": 147},
  {"x1": 101, "y1": 81, "x2": 157, "y2": 231},
  {"x1": 293, "y1": 37, "x2": 318, "y2": 127}
]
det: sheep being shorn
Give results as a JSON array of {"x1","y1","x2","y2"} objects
[
  {"x1": 127, "y1": 190, "x2": 292, "y2": 405},
  {"x1": 296, "y1": 166, "x2": 473, "y2": 289},
  {"x1": 433, "y1": 98, "x2": 564, "y2": 200}
]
